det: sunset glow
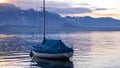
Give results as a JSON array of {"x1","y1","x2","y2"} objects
[
  {"x1": 0, "y1": 0, "x2": 7, "y2": 3},
  {"x1": 61, "y1": 13, "x2": 120, "y2": 20},
  {"x1": 6, "y1": 0, "x2": 120, "y2": 19}
]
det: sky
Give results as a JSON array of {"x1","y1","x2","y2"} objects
[{"x1": 2, "y1": 0, "x2": 120, "y2": 19}]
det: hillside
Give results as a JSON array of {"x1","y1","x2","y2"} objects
[{"x1": 0, "y1": 3, "x2": 120, "y2": 34}]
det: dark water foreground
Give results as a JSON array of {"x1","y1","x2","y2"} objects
[{"x1": 0, "y1": 32, "x2": 120, "y2": 68}]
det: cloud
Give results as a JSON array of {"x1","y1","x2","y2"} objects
[
  {"x1": 79, "y1": 3, "x2": 91, "y2": 6},
  {"x1": 11, "y1": 0, "x2": 70, "y2": 9},
  {"x1": 10, "y1": 0, "x2": 95, "y2": 14},
  {"x1": 47, "y1": 7, "x2": 92, "y2": 14},
  {"x1": 45, "y1": 1, "x2": 70, "y2": 8},
  {"x1": 11, "y1": 0, "x2": 93, "y2": 14},
  {"x1": 95, "y1": 8, "x2": 109, "y2": 11}
]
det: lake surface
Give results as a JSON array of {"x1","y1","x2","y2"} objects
[{"x1": 0, "y1": 31, "x2": 120, "y2": 68}]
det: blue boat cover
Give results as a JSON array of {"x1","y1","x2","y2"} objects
[{"x1": 32, "y1": 39, "x2": 74, "y2": 54}]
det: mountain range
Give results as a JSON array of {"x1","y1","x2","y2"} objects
[{"x1": 0, "y1": 3, "x2": 120, "y2": 34}]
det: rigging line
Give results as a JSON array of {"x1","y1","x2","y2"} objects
[
  {"x1": 43, "y1": 0, "x2": 46, "y2": 41},
  {"x1": 14, "y1": 0, "x2": 22, "y2": 25},
  {"x1": 35, "y1": 0, "x2": 41, "y2": 43},
  {"x1": 49, "y1": 0, "x2": 53, "y2": 39}
]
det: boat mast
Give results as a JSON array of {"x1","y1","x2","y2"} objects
[{"x1": 43, "y1": 0, "x2": 46, "y2": 41}]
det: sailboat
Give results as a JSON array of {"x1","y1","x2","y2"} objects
[{"x1": 30, "y1": 0, "x2": 74, "y2": 60}]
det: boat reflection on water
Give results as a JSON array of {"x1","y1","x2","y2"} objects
[{"x1": 31, "y1": 57, "x2": 74, "y2": 68}]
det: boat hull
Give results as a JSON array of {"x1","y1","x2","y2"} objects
[{"x1": 32, "y1": 51, "x2": 73, "y2": 59}]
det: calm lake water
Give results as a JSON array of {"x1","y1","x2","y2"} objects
[{"x1": 0, "y1": 31, "x2": 120, "y2": 68}]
